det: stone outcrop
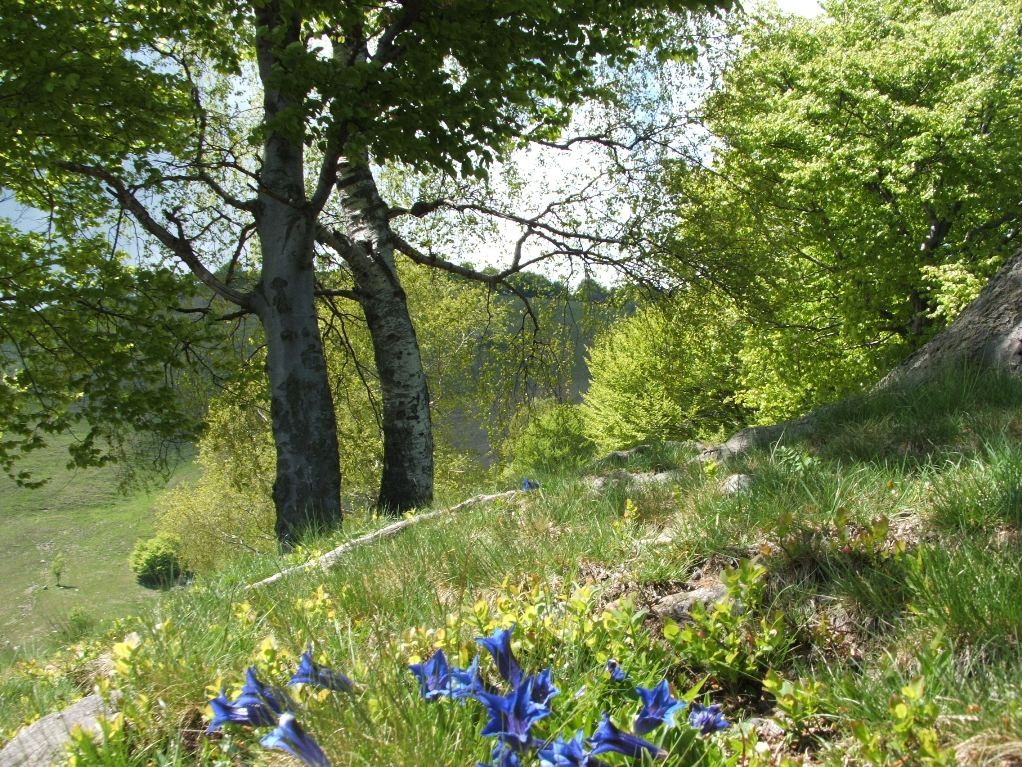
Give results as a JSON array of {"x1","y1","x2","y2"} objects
[{"x1": 0, "y1": 694, "x2": 112, "y2": 767}]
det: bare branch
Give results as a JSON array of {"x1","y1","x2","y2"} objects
[
  {"x1": 61, "y1": 163, "x2": 253, "y2": 309},
  {"x1": 391, "y1": 234, "x2": 540, "y2": 332}
]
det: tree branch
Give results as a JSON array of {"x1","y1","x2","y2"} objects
[{"x1": 61, "y1": 163, "x2": 253, "y2": 309}]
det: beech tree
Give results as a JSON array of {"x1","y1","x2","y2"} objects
[
  {"x1": 0, "y1": 0, "x2": 730, "y2": 540},
  {"x1": 660, "y1": 0, "x2": 1022, "y2": 419}
]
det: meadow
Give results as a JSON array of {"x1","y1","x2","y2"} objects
[
  {"x1": 0, "y1": 439, "x2": 196, "y2": 656},
  {"x1": 2, "y1": 370, "x2": 1021, "y2": 765}
]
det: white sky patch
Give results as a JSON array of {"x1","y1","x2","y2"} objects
[{"x1": 751, "y1": 0, "x2": 824, "y2": 17}]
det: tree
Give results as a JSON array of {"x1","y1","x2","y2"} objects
[
  {"x1": 1, "y1": 0, "x2": 731, "y2": 540},
  {"x1": 661, "y1": 0, "x2": 1022, "y2": 419},
  {"x1": 0, "y1": 219, "x2": 216, "y2": 483}
]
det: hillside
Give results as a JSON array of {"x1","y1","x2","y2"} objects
[
  {"x1": 0, "y1": 439, "x2": 196, "y2": 655},
  {"x1": 1, "y1": 369, "x2": 1021, "y2": 765}
]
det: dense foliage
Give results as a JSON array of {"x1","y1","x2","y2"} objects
[
  {"x1": 583, "y1": 295, "x2": 746, "y2": 450},
  {"x1": 128, "y1": 534, "x2": 185, "y2": 588},
  {"x1": 649, "y1": 0, "x2": 1022, "y2": 425}
]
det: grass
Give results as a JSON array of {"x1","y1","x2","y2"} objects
[
  {"x1": 0, "y1": 435, "x2": 197, "y2": 654},
  {"x1": 2, "y1": 369, "x2": 1022, "y2": 766}
]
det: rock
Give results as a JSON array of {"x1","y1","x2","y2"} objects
[
  {"x1": 585, "y1": 470, "x2": 634, "y2": 491},
  {"x1": 597, "y1": 445, "x2": 652, "y2": 466},
  {"x1": 0, "y1": 694, "x2": 113, "y2": 767},
  {"x1": 631, "y1": 471, "x2": 682, "y2": 488},
  {"x1": 652, "y1": 528, "x2": 678, "y2": 545},
  {"x1": 652, "y1": 580, "x2": 728, "y2": 622},
  {"x1": 720, "y1": 473, "x2": 754, "y2": 496},
  {"x1": 746, "y1": 717, "x2": 786, "y2": 741},
  {"x1": 585, "y1": 470, "x2": 681, "y2": 492}
]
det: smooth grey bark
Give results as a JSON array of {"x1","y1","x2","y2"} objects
[
  {"x1": 881, "y1": 246, "x2": 1022, "y2": 384},
  {"x1": 336, "y1": 160, "x2": 434, "y2": 512},
  {"x1": 702, "y1": 247, "x2": 1022, "y2": 462},
  {"x1": 252, "y1": 4, "x2": 342, "y2": 541}
]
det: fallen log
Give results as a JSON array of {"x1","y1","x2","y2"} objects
[{"x1": 246, "y1": 490, "x2": 519, "y2": 590}]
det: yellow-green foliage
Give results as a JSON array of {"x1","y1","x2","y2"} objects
[
  {"x1": 156, "y1": 399, "x2": 276, "y2": 574},
  {"x1": 498, "y1": 399, "x2": 596, "y2": 476},
  {"x1": 156, "y1": 266, "x2": 513, "y2": 570},
  {"x1": 128, "y1": 533, "x2": 183, "y2": 587},
  {"x1": 582, "y1": 295, "x2": 745, "y2": 451},
  {"x1": 735, "y1": 319, "x2": 885, "y2": 424}
]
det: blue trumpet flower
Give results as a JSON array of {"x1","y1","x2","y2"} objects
[
  {"x1": 289, "y1": 650, "x2": 353, "y2": 692},
  {"x1": 529, "y1": 667, "x2": 559, "y2": 706},
  {"x1": 604, "y1": 658, "x2": 628, "y2": 682},
  {"x1": 477, "y1": 675, "x2": 551, "y2": 751},
  {"x1": 476, "y1": 625, "x2": 524, "y2": 688},
  {"x1": 409, "y1": 649, "x2": 481, "y2": 701},
  {"x1": 538, "y1": 731, "x2": 611, "y2": 767},
  {"x1": 688, "y1": 702, "x2": 730, "y2": 735},
  {"x1": 206, "y1": 667, "x2": 290, "y2": 732},
  {"x1": 589, "y1": 714, "x2": 667, "y2": 761},
  {"x1": 478, "y1": 741, "x2": 523, "y2": 767},
  {"x1": 260, "y1": 713, "x2": 330, "y2": 767},
  {"x1": 633, "y1": 680, "x2": 685, "y2": 735}
]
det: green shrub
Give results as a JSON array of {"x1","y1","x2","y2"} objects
[
  {"x1": 500, "y1": 400, "x2": 596, "y2": 476},
  {"x1": 129, "y1": 534, "x2": 184, "y2": 588},
  {"x1": 582, "y1": 297, "x2": 746, "y2": 452}
]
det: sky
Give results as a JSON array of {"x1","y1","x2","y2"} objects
[{"x1": 765, "y1": 0, "x2": 824, "y2": 16}]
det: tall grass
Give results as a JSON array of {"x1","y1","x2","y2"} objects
[{"x1": 3, "y1": 368, "x2": 1022, "y2": 765}]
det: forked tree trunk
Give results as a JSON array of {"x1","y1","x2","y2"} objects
[
  {"x1": 336, "y1": 160, "x2": 434, "y2": 513},
  {"x1": 253, "y1": 3, "x2": 342, "y2": 542}
]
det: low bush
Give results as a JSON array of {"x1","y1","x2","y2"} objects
[{"x1": 129, "y1": 534, "x2": 185, "y2": 588}]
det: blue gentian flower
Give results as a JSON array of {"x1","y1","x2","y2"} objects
[
  {"x1": 409, "y1": 649, "x2": 481, "y2": 701},
  {"x1": 206, "y1": 668, "x2": 290, "y2": 732},
  {"x1": 409, "y1": 648, "x2": 453, "y2": 700},
  {"x1": 529, "y1": 667, "x2": 559, "y2": 706},
  {"x1": 289, "y1": 650, "x2": 354, "y2": 692},
  {"x1": 237, "y1": 667, "x2": 292, "y2": 715},
  {"x1": 589, "y1": 714, "x2": 667, "y2": 760},
  {"x1": 260, "y1": 713, "x2": 330, "y2": 767},
  {"x1": 688, "y1": 702, "x2": 730, "y2": 735},
  {"x1": 478, "y1": 741, "x2": 523, "y2": 767},
  {"x1": 538, "y1": 731, "x2": 611, "y2": 767},
  {"x1": 449, "y1": 654, "x2": 484, "y2": 700},
  {"x1": 605, "y1": 659, "x2": 629, "y2": 682},
  {"x1": 207, "y1": 692, "x2": 275, "y2": 732},
  {"x1": 476, "y1": 625, "x2": 524, "y2": 688},
  {"x1": 477, "y1": 676, "x2": 551, "y2": 751},
  {"x1": 634, "y1": 680, "x2": 685, "y2": 735},
  {"x1": 521, "y1": 479, "x2": 541, "y2": 491}
]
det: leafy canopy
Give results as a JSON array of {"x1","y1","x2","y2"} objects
[{"x1": 661, "y1": 0, "x2": 1022, "y2": 418}]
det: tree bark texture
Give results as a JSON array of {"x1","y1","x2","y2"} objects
[
  {"x1": 253, "y1": 3, "x2": 342, "y2": 541},
  {"x1": 702, "y1": 248, "x2": 1022, "y2": 462},
  {"x1": 336, "y1": 160, "x2": 434, "y2": 512},
  {"x1": 882, "y1": 247, "x2": 1022, "y2": 385}
]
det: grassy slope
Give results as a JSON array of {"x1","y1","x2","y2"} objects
[
  {"x1": 0, "y1": 437, "x2": 197, "y2": 652},
  {"x1": 2, "y1": 370, "x2": 1021, "y2": 765}
]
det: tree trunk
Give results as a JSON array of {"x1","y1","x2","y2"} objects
[
  {"x1": 253, "y1": 217, "x2": 343, "y2": 542},
  {"x1": 701, "y1": 247, "x2": 1022, "y2": 462},
  {"x1": 881, "y1": 247, "x2": 1022, "y2": 385},
  {"x1": 336, "y1": 160, "x2": 434, "y2": 512},
  {"x1": 253, "y1": 3, "x2": 342, "y2": 543}
]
